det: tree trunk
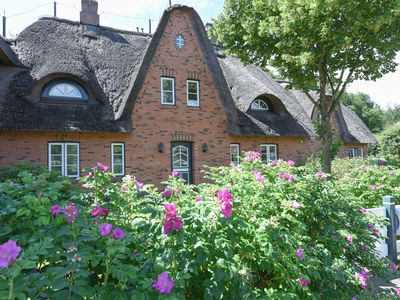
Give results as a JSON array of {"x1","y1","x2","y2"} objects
[{"x1": 321, "y1": 117, "x2": 333, "y2": 173}]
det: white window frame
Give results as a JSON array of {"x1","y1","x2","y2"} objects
[
  {"x1": 111, "y1": 143, "x2": 125, "y2": 176},
  {"x1": 230, "y1": 144, "x2": 240, "y2": 164},
  {"x1": 348, "y1": 148, "x2": 364, "y2": 158},
  {"x1": 48, "y1": 142, "x2": 80, "y2": 178},
  {"x1": 161, "y1": 77, "x2": 175, "y2": 105},
  {"x1": 187, "y1": 80, "x2": 200, "y2": 107},
  {"x1": 251, "y1": 99, "x2": 270, "y2": 111},
  {"x1": 260, "y1": 144, "x2": 277, "y2": 163}
]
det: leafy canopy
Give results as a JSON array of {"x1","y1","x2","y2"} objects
[{"x1": 212, "y1": 0, "x2": 400, "y2": 94}]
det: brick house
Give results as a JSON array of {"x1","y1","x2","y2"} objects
[{"x1": 0, "y1": 2, "x2": 375, "y2": 185}]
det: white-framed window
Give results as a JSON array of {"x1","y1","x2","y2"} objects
[
  {"x1": 348, "y1": 148, "x2": 364, "y2": 158},
  {"x1": 42, "y1": 80, "x2": 88, "y2": 101},
  {"x1": 230, "y1": 144, "x2": 240, "y2": 164},
  {"x1": 111, "y1": 143, "x2": 125, "y2": 176},
  {"x1": 48, "y1": 142, "x2": 79, "y2": 178},
  {"x1": 161, "y1": 77, "x2": 175, "y2": 105},
  {"x1": 260, "y1": 144, "x2": 277, "y2": 163},
  {"x1": 251, "y1": 99, "x2": 270, "y2": 111},
  {"x1": 187, "y1": 80, "x2": 200, "y2": 107}
]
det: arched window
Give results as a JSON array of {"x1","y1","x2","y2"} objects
[
  {"x1": 251, "y1": 99, "x2": 270, "y2": 111},
  {"x1": 41, "y1": 80, "x2": 88, "y2": 101}
]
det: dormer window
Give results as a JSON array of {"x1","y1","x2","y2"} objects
[
  {"x1": 41, "y1": 80, "x2": 88, "y2": 102},
  {"x1": 251, "y1": 99, "x2": 270, "y2": 111}
]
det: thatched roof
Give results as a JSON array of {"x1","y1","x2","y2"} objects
[
  {"x1": 218, "y1": 55, "x2": 314, "y2": 137},
  {"x1": 292, "y1": 89, "x2": 376, "y2": 144},
  {"x1": 0, "y1": 37, "x2": 21, "y2": 66}
]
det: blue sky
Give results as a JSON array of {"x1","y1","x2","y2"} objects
[{"x1": 1, "y1": 0, "x2": 399, "y2": 108}]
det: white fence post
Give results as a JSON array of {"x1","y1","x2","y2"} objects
[{"x1": 383, "y1": 195, "x2": 397, "y2": 262}]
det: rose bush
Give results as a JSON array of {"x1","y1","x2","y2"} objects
[{"x1": 0, "y1": 156, "x2": 398, "y2": 299}]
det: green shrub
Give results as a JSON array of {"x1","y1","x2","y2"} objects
[
  {"x1": 0, "y1": 161, "x2": 62, "y2": 183},
  {"x1": 0, "y1": 157, "x2": 397, "y2": 299}
]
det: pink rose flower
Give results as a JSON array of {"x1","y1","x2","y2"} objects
[
  {"x1": 389, "y1": 263, "x2": 398, "y2": 271},
  {"x1": 163, "y1": 215, "x2": 183, "y2": 234},
  {"x1": 165, "y1": 203, "x2": 177, "y2": 217},
  {"x1": 291, "y1": 201, "x2": 301, "y2": 209},
  {"x1": 359, "y1": 207, "x2": 367, "y2": 214},
  {"x1": 355, "y1": 269, "x2": 369, "y2": 289},
  {"x1": 286, "y1": 160, "x2": 296, "y2": 167},
  {"x1": 296, "y1": 247, "x2": 305, "y2": 260},
  {"x1": 152, "y1": 272, "x2": 174, "y2": 294},
  {"x1": 252, "y1": 170, "x2": 265, "y2": 183},
  {"x1": 162, "y1": 188, "x2": 174, "y2": 197},
  {"x1": 0, "y1": 240, "x2": 21, "y2": 268},
  {"x1": 96, "y1": 162, "x2": 108, "y2": 172},
  {"x1": 245, "y1": 151, "x2": 261, "y2": 162},
  {"x1": 278, "y1": 172, "x2": 294, "y2": 182},
  {"x1": 315, "y1": 171, "x2": 328, "y2": 180},
  {"x1": 112, "y1": 228, "x2": 125, "y2": 240},
  {"x1": 346, "y1": 236, "x2": 353, "y2": 244},
  {"x1": 299, "y1": 278, "x2": 309, "y2": 287},
  {"x1": 121, "y1": 185, "x2": 128, "y2": 191},
  {"x1": 397, "y1": 287, "x2": 400, "y2": 296},
  {"x1": 171, "y1": 171, "x2": 179, "y2": 177},
  {"x1": 64, "y1": 203, "x2": 78, "y2": 223},
  {"x1": 135, "y1": 179, "x2": 144, "y2": 190},
  {"x1": 370, "y1": 185, "x2": 377, "y2": 190},
  {"x1": 99, "y1": 223, "x2": 113, "y2": 236},
  {"x1": 51, "y1": 205, "x2": 62, "y2": 216},
  {"x1": 217, "y1": 189, "x2": 233, "y2": 203},
  {"x1": 220, "y1": 201, "x2": 233, "y2": 218},
  {"x1": 195, "y1": 196, "x2": 203, "y2": 202}
]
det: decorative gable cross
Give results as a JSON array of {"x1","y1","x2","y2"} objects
[{"x1": 175, "y1": 34, "x2": 185, "y2": 49}]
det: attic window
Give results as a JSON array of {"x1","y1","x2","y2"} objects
[
  {"x1": 251, "y1": 99, "x2": 270, "y2": 111},
  {"x1": 42, "y1": 80, "x2": 88, "y2": 102}
]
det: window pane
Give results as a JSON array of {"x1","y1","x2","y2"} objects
[
  {"x1": 188, "y1": 82, "x2": 198, "y2": 93},
  {"x1": 51, "y1": 166, "x2": 62, "y2": 174},
  {"x1": 67, "y1": 155, "x2": 77, "y2": 166},
  {"x1": 51, "y1": 155, "x2": 62, "y2": 166},
  {"x1": 162, "y1": 79, "x2": 173, "y2": 91},
  {"x1": 113, "y1": 145, "x2": 122, "y2": 154},
  {"x1": 51, "y1": 145, "x2": 62, "y2": 155},
  {"x1": 163, "y1": 91, "x2": 173, "y2": 103},
  {"x1": 269, "y1": 146, "x2": 277, "y2": 161},
  {"x1": 114, "y1": 165, "x2": 123, "y2": 174},
  {"x1": 114, "y1": 156, "x2": 123, "y2": 165},
  {"x1": 188, "y1": 93, "x2": 198, "y2": 101},
  {"x1": 67, "y1": 144, "x2": 78, "y2": 155},
  {"x1": 67, "y1": 165, "x2": 78, "y2": 176}
]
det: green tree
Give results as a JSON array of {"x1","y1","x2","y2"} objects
[
  {"x1": 378, "y1": 123, "x2": 400, "y2": 165},
  {"x1": 211, "y1": 0, "x2": 400, "y2": 173},
  {"x1": 384, "y1": 104, "x2": 400, "y2": 127},
  {"x1": 341, "y1": 92, "x2": 384, "y2": 133}
]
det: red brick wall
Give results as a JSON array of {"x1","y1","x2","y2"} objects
[{"x1": 0, "y1": 8, "x2": 363, "y2": 186}]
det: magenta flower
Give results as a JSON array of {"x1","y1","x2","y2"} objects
[
  {"x1": 346, "y1": 236, "x2": 353, "y2": 244},
  {"x1": 291, "y1": 201, "x2": 301, "y2": 209},
  {"x1": 112, "y1": 228, "x2": 125, "y2": 240},
  {"x1": 91, "y1": 206, "x2": 101, "y2": 216},
  {"x1": 362, "y1": 245, "x2": 368, "y2": 251},
  {"x1": 135, "y1": 179, "x2": 144, "y2": 190},
  {"x1": 99, "y1": 223, "x2": 113, "y2": 236},
  {"x1": 278, "y1": 172, "x2": 294, "y2": 182},
  {"x1": 299, "y1": 278, "x2": 309, "y2": 287},
  {"x1": 163, "y1": 215, "x2": 183, "y2": 234},
  {"x1": 359, "y1": 207, "x2": 367, "y2": 214},
  {"x1": 245, "y1": 151, "x2": 261, "y2": 162},
  {"x1": 64, "y1": 203, "x2": 78, "y2": 223},
  {"x1": 367, "y1": 223, "x2": 373, "y2": 229},
  {"x1": 370, "y1": 185, "x2": 378, "y2": 190},
  {"x1": 51, "y1": 205, "x2": 62, "y2": 216},
  {"x1": 217, "y1": 189, "x2": 233, "y2": 203},
  {"x1": 389, "y1": 263, "x2": 398, "y2": 271},
  {"x1": 315, "y1": 171, "x2": 328, "y2": 180},
  {"x1": 152, "y1": 272, "x2": 174, "y2": 294},
  {"x1": 355, "y1": 269, "x2": 369, "y2": 289},
  {"x1": 296, "y1": 247, "x2": 305, "y2": 260},
  {"x1": 351, "y1": 297, "x2": 358, "y2": 300},
  {"x1": 286, "y1": 160, "x2": 296, "y2": 167},
  {"x1": 165, "y1": 203, "x2": 177, "y2": 217},
  {"x1": 0, "y1": 240, "x2": 21, "y2": 268},
  {"x1": 195, "y1": 196, "x2": 203, "y2": 202},
  {"x1": 220, "y1": 201, "x2": 233, "y2": 218},
  {"x1": 397, "y1": 288, "x2": 400, "y2": 296},
  {"x1": 252, "y1": 170, "x2": 265, "y2": 183},
  {"x1": 100, "y1": 208, "x2": 108, "y2": 217},
  {"x1": 171, "y1": 170, "x2": 179, "y2": 177},
  {"x1": 162, "y1": 188, "x2": 174, "y2": 197},
  {"x1": 97, "y1": 162, "x2": 108, "y2": 172}
]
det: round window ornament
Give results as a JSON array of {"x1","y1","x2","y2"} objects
[{"x1": 175, "y1": 34, "x2": 185, "y2": 50}]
